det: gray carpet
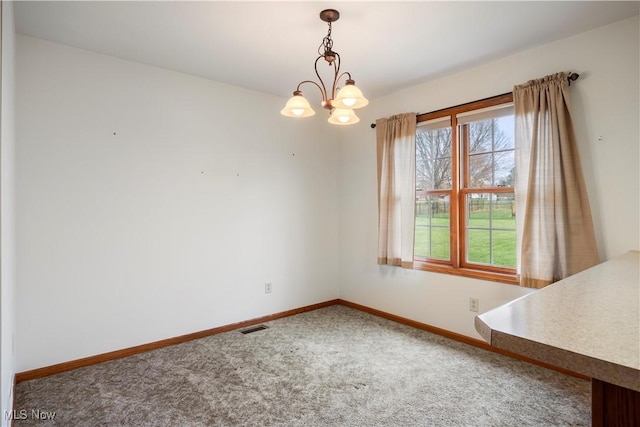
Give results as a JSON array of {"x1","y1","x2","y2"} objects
[{"x1": 15, "y1": 305, "x2": 590, "y2": 426}]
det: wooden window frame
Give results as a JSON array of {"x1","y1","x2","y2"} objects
[{"x1": 413, "y1": 93, "x2": 518, "y2": 284}]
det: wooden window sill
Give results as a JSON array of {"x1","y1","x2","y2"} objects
[{"x1": 413, "y1": 261, "x2": 519, "y2": 285}]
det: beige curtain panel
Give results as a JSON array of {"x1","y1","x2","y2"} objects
[
  {"x1": 514, "y1": 72, "x2": 599, "y2": 288},
  {"x1": 376, "y1": 113, "x2": 417, "y2": 268}
]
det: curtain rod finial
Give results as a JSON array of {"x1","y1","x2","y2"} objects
[{"x1": 568, "y1": 72, "x2": 580, "y2": 85}]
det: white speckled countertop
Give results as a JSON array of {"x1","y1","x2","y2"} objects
[{"x1": 475, "y1": 251, "x2": 640, "y2": 391}]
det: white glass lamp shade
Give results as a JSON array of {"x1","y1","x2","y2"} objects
[
  {"x1": 332, "y1": 81, "x2": 369, "y2": 109},
  {"x1": 328, "y1": 108, "x2": 360, "y2": 125},
  {"x1": 281, "y1": 93, "x2": 315, "y2": 118}
]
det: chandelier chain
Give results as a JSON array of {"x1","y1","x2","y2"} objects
[{"x1": 318, "y1": 22, "x2": 334, "y2": 58}]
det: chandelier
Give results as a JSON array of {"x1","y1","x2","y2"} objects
[{"x1": 280, "y1": 9, "x2": 368, "y2": 125}]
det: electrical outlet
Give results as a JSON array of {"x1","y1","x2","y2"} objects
[
  {"x1": 265, "y1": 282, "x2": 272, "y2": 294},
  {"x1": 469, "y1": 297, "x2": 479, "y2": 312}
]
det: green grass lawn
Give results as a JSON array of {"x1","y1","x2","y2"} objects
[
  {"x1": 414, "y1": 216, "x2": 450, "y2": 260},
  {"x1": 415, "y1": 201, "x2": 516, "y2": 267}
]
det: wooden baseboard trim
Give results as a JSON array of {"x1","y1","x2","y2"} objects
[
  {"x1": 16, "y1": 297, "x2": 588, "y2": 384},
  {"x1": 336, "y1": 299, "x2": 590, "y2": 381},
  {"x1": 16, "y1": 299, "x2": 339, "y2": 383}
]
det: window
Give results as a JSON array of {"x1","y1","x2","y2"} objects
[{"x1": 414, "y1": 93, "x2": 517, "y2": 283}]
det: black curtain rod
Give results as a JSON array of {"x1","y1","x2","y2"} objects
[{"x1": 370, "y1": 72, "x2": 580, "y2": 129}]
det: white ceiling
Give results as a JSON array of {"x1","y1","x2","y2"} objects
[{"x1": 14, "y1": 1, "x2": 640, "y2": 104}]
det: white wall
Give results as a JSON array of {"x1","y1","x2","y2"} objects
[
  {"x1": 1, "y1": 2, "x2": 16, "y2": 425},
  {"x1": 338, "y1": 16, "x2": 640, "y2": 339},
  {"x1": 15, "y1": 35, "x2": 340, "y2": 372}
]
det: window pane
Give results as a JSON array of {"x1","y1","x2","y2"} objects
[
  {"x1": 416, "y1": 126, "x2": 452, "y2": 190},
  {"x1": 415, "y1": 195, "x2": 450, "y2": 260},
  {"x1": 492, "y1": 194, "x2": 516, "y2": 229},
  {"x1": 432, "y1": 158, "x2": 452, "y2": 189},
  {"x1": 466, "y1": 193, "x2": 516, "y2": 267},
  {"x1": 495, "y1": 116, "x2": 515, "y2": 150},
  {"x1": 468, "y1": 229, "x2": 490, "y2": 264},
  {"x1": 414, "y1": 219, "x2": 431, "y2": 256},
  {"x1": 468, "y1": 153, "x2": 492, "y2": 188},
  {"x1": 492, "y1": 230, "x2": 516, "y2": 268},
  {"x1": 468, "y1": 196, "x2": 491, "y2": 227},
  {"x1": 468, "y1": 121, "x2": 493, "y2": 154},
  {"x1": 494, "y1": 150, "x2": 514, "y2": 187},
  {"x1": 465, "y1": 115, "x2": 515, "y2": 189},
  {"x1": 468, "y1": 118, "x2": 514, "y2": 153},
  {"x1": 432, "y1": 227, "x2": 450, "y2": 260}
]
